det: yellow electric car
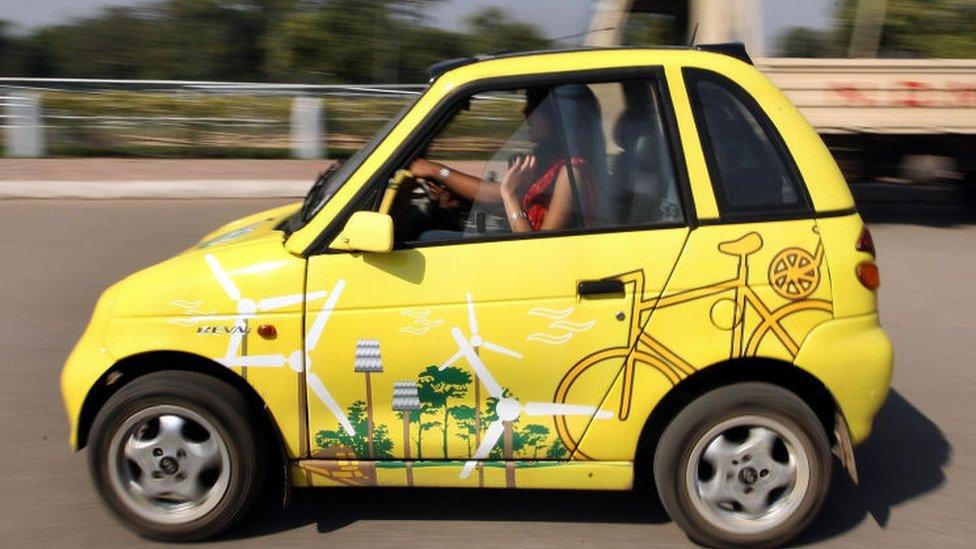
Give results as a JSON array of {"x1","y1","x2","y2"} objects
[{"x1": 62, "y1": 44, "x2": 892, "y2": 547}]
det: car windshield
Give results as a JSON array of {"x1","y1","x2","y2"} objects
[{"x1": 291, "y1": 93, "x2": 424, "y2": 231}]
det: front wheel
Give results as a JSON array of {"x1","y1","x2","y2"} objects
[
  {"x1": 653, "y1": 382, "x2": 831, "y2": 548},
  {"x1": 88, "y1": 371, "x2": 264, "y2": 541}
]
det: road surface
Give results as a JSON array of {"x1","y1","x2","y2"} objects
[{"x1": 0, "y1": 199, "x2": 972, "y2": 547}]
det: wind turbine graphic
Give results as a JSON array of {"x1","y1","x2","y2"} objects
[
  {"x1": 440, "y1": 293, "x2": 523, "y2": 368},
  {"x1": 203, "y1": 254, "x2": 354, "y2": 436},
  {"x1": 439, "y1": 293, "x2": 522, "y2": 486},
  {"x1": 440, "y1": 293, "x2": 612, "y2": 482},
  {"x1": 204, "y1": 254, "x2": 326, "y2": 360}
]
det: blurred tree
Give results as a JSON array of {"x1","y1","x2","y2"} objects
[
  {"x1": 44, "y1": 7, "x2": 160, "y2": 78},
  {"x1": 0, "y1": 21, "x2": 23, "y2": 75},
  {"x1": 847, "y1": 0, "x2": 976, "y2": 58},
  {"x1": 265, "y1": 0, "x2": 449, "y2": 82},
  {"x1": 151, "y1": 0, "x2": 280, "y2": 80},
  {"x1": 465, "y1": 7, "x2": 548, "y2": 55},
  {"x1": 19, "y1": 28, "x2": 62, "y2": 77},
  {"x1": 265, "y1": 0, "x2": 387, "y2": 83},
  {"x1": 777, "y1": 26, "x2": 835, "y2": 58},
  {"x1": 3, "y1": 0, "x2": 548, "y2": 81},
  {"x1": 621, "y1": 13, "x2": 681, "y2": 47},
  {"x1": 778, "y1": 0, "x2": 976, "y2": 58},
  {"x1": 396, "y1": 25, "x2": 466, "y2": 81}
]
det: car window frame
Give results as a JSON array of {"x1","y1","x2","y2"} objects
[
  {"x1": 307, "y1": 66, "x2": 697, "y2": 255},
  {"x1": 682, "y1": 67, "x2": 813, "y2": 223}
]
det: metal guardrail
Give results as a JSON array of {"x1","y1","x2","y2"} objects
[
  {"x1": 0, "y1": 77, "x2": 428, "y2": 95},
  {"x1": 0, "y1": 79, "x2": 430, "y2": 158}
]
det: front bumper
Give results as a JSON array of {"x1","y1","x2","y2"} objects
[{"x1": 61, "y1": 283, "x2": 120, "y2": 449}]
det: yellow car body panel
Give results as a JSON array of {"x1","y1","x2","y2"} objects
[
  {"x1": 62, "y1": 210, "x2": 310, "y2": 456},
  {"x1": 574, "y1": 218, "x2": 834, "y2": 461},
  {"x1": 794, "y1": 313, "x2": 893, "y2": 444},
  {"x1": 303, "y1": 228, "x2": 689, "y2": 473},
  {"x1": 63, "y1": 48, "x2": 890, "y2": 494}
]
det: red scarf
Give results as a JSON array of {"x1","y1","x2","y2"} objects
[{"x1": 521, "y1": 157, "x2": 593, "y2": 230}]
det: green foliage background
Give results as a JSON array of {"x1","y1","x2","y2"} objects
[
  {"x1": 0, "y1": 0, "x2": 545, "y2": 157},
  {"x1": 776, "y1": 0, "x2": 976, "y2": 58},
  {"x1": 0, "y1": 0, "x2": 547, "y2": 82}
]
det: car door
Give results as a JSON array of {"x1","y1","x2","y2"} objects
[{"x1": 301, "y1": 73, "x2": 691, "y2": 487}]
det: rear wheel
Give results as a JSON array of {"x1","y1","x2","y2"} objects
[
  {"x1": 88, "y1": 371, "x2": 264, "y2": 541},
  {"x1": 653, "y1": 382, "x2": 830, "y2": 548}
]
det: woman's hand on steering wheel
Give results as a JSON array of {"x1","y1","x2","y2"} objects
[
  {"x1": 426, "y1": 183, "x2": 462, "y2": 209},
  {"x1": 408, "y1": 158, "x2": 439, "y2": 180}
]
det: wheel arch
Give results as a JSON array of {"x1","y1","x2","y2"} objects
[
  {"x1": 632, "y1": 357, "x2": 838, "y2": 491},
  {"x1": 76, "y1": 350, "x2": 285, "y2": 467}
]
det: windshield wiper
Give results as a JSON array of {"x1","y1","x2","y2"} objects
[{"x1": 297, "y1": 161, "x2": 343, "y2": 224}]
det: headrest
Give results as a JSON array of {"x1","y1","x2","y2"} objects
[
  {"x1": 613, "y1": 111, "x2": 646, "y2": 149},
  {"x1": 632, "y1": 133, "x2": 660, "y2": 172}
]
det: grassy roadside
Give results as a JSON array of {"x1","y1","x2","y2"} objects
[{"x1": 35, "y1": 91, "x2": 523, "y2": 159}]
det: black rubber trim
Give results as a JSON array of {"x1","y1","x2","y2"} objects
[
  {"x1": 696, "y1": 43, "x2": 752, "y2": 65},
  {"x1": 306, "y1": 65, "x2": 696, "y2": 256},
  {"x1": 428, "y1": 45, "x2": 756, "y2": 79},
  {"x1": 395, "y1": 220, "x2": 688, "y2": 250},
  {"x1": 696, "y1": 207, "x2": 857, "y2": 226},
  {"x1": 657, "y1": 69, "x2": 698, "y2": 228}
]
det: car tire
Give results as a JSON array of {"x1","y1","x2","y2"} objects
[
  {"x1": 88, "y1": 370, "x2": 264, "y2": 541},
  {"x1": 653, "y1": 382, "x2": 831, "y2": 548}
]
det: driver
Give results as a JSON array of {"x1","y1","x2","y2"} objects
[{"x1": 408, "y1": 85, "x2": 601, "y2": 241}]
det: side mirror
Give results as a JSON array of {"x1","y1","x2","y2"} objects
[{"x1": 329, "y1": 211, "x2": 394, "y2": 253}]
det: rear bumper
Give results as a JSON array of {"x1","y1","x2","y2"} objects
[{"x1": 794, "y1": 313, "x2": 893, "y2": 445}]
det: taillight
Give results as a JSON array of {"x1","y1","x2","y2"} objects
[
  {"x1": 857, "y1": 261, "x2": 880, "y2": 290},
  {"x1": 856, "y1": 226, "x2": 876, "y2": 256}
]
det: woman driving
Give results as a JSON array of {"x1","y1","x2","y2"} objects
[{"x1": 408, "y1": 85, "x2": 603, "y2": 238}]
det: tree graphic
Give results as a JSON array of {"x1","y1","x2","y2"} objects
[
  {"x1": 450, "y1": 405, "x2": 477, "y2": 457},
  {"x1": 395, "y1": 407, "x2": 421, "y2": 456},
  {"x1": 519, "y1": 424, "x2": 551, "y2": 458},
  {"x1": 315, "y1": 400, "x2": 394, "y2": 459},
  {"x1": 417, "y1": 419, "x2": 441, "y2": 459},
  {"x1": 546, "y1": 438, "x2": 569, "y2": 460},
  {"x1": 417, "y1": 365, "x2": 472, "y2": 458}
]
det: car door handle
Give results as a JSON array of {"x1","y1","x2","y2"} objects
[{"x1": 577, "y1": 279, "x2": 625, "y2": 297}]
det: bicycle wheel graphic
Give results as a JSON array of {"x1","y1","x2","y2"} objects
[
  {"x1": 553, "y1": 348, "x2": 680, "y2": 461},
  {"x1": 768, "y1": 247, "x2": 820, "y2": 300}
]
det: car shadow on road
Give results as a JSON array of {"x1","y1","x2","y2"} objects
[
  {"x1": 226, "y1": 389, "x2": 947, "y2": 543},
  {"x1": 232, "y1": 484, "x2": 668, "y2": 538},
  {"x1": 793, "y1": 389, "x2": 949, "y2": 545}
]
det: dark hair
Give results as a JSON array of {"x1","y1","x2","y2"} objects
[
  {"x1": 525, "y1": 87, "x2": 550, "y2": 116},
  {"x1": 523, "y1": 85, "x2": 605, "y2": 181}
]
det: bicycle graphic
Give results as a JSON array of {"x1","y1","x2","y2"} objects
[{"x1": 553, "y1": 230, "x2": 832, "y2": 459}]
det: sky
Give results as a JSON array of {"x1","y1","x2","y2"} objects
[{"x1": 1, "y1": 0, "x2": 837, "y2": 54}]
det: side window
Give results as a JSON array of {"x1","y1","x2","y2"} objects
[
  {"x1": 389, "y1": 75, "x2": 685, "y2": 245},
  {"x1": 685, "y1": 69, "x2": 810, "y2": 217}
]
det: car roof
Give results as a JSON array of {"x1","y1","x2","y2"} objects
[{"x1": 427, "y1": 43, "x2": 753, "y2": 82}]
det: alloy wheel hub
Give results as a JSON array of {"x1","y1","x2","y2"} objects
[{"x1": 685, "y1": 415, "x2": 811, "y2": 535}]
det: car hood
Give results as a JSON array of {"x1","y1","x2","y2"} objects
[
  {"x1": 109, "y1": 202, "x2": 308, "y2": 320},
  {"x1": 193, "y1": 201, "x2": 302, "y2": 251}
]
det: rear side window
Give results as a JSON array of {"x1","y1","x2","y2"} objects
[{"x1": 684, "y1": 68, "x2": 810, "y2": 219}]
